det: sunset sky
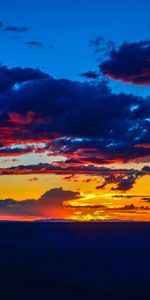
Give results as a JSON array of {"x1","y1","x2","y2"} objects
[{"x1": 0, "y1": 0, "x2": 150, "y2": 221}]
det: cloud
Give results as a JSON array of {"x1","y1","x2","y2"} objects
[
  {"x1": 28, "y1": 177, "x2": 38, "y2": 182},
  {"x1": 66, "y1": 202, "x2": 150, "y2": 222},
  {"x1": 89, "y1": 36, "x2": 115, "y2": 58},
  {"x1": 96, "y1": 175, "x2": 137, "y2": 191},
  {"x1": 66, "y1": 204, "x2": 106, "y2": 209},
  {"x1": 111, "y1": 175, "x2": 138, "y2": 191},
  {"x1": 48, "y1": 44, "x2": 54, "y2": 49},
  {"x1": 115, "y1": 204, "x2": 149, "y2": 211},
  {"x1": 96, "y1": 166, "x2": 150, "y2": 191},
  {"x1": 0, "y1": 64, "x2": 149, "y2": 166},
  {"x1": 0, "y1": 65, "x2": 48, "y2": 92},
  {"x1": 111, "y1": 194, "x2": 149, "y2": 199},
  {"x1": 26, "y1": 41, "x2": 53, "y2": 50},
  {"x1": 1, "y1": 158, "x2": 19, "y2": 163},
  {"x1": 0, "y1": 163, "x2": 149, "y2": 191},
  {"x1": 0, "y1": 188, "x2": 79, "y2": 218},
  {"x1": 142, "y1": 197, "x2": 150, "y2": 202},
  {"x1": 38, "y1": 188, "x2": 79, "y2": 207},
  {"x1": 100, "y1": 40, "x2": 150, "y2": 85},
  {"x1": 0, "y1": 162, "x2": 136, "y2": 175},
  {"x1": 0, "y1": 187, "x2": 149, "y2": 220},
  {"x1": 26, "y1": 41, "x2": 42, "y2": 48},
  {"x1": 3, "y1": 26, "x2": 30, "y2": 33},
  {"x1": 79, "y1": 71, "x2": 99, "y2": 79}
]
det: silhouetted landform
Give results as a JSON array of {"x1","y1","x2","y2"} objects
[
  {"x1": 34, "y1": 219, "x2": 134, "y2": 223},
  {"x1": 34, "y1": 218, "x2": 78, "y2": 222},
  {"x1": 0, "y1": 222, "x2": 150, "y2": 299}
]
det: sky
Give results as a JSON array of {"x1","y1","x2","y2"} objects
[{"x1": 0, "y1": 0, "x2": 149, "y2": 221}]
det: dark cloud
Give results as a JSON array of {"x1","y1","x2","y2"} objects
[
  {"x1": 83, "y1": 178, "x2": 92, "y2": 183},
  {"x1": 0, "y1": 162, "x2": 135, "y2": 175},
  {"x1": 116, "y1": 204, "x2": 149, "y2": 211},
  {"x1": 0, "y1": 188, "x2": 149, "y2": 219},
  {"x1": 142, "y1": 166, "x2": 150, "y2": 172},
  {"x1": 0, "y1": 146, "x2": 34, "y2": 156},
  {"x1": 111, "y1": 195, "x2": 149, "y2": 199},
  {"x1": 0, "y1": 188, "x2": 79, "y2": 218},
  {"x1": 28, "y1": 177, "x2": 38, "y2": 182},
  {"x1": 63, "y1": 175, "x2": 76, "y2": 181},
  {"x1": 111, "y1": 175, "x2": 138, "y2": 191},
  {"x1": 0, "y1": 163, "x2": 149, "y2": 191},
  {"x1": 0, "y1": 65, "x2": 48, "y2": 93},
  {"x1": 26, "y1": 41, "x2": 42, "y2": 48},
  {"x1": 119, "y1": 204, "x2": 136, "y2": 210},
  {"x1": 96, "y1": 174, "x2": 137, "y2": 191},
  {"x1": 79, "y1": 71, "x2": 99, "y2": 79},
  {"x1": 47, "y1": 138, "x2": 150, "y2": 166},
  {"x1": 142, "y1": 197, "x2": 150, "y2": 202},
  {"x1": 100, "y1": 40, "x2": 150, "y2": 85},
  {"x1": 66, "y1": 204, "x2": 106, "y2": 209},
  {"x1": 96, "y1": 166, "x2": 150, "y2": 191},
  {"x1": 67, "y1": 203, "x2": 149, "y2": 212},
  {"x1": 0, "y1": 65, "x2": 149, "y2": 166},
  {"x1": 38, "y1": 188, "x2": 79, "y2": 207},
  {"x1": 3, "y1": 26, "x2": 30, "y2": 33}
]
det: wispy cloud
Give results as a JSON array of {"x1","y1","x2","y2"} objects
[
  {"x1": 79, "y1": 71, "x2": 99, "y2": 79},
  {"x1": 3, "y1": 26, "x2": 30, "y2": 33},
  {"x1": 26, "y1": 40, "x2": 43, "y2": 48}
]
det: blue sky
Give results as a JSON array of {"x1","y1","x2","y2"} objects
[{"x1": 0, "y1": 0, "x2": 150, "y2": 97}]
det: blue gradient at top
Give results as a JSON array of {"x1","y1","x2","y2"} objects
[{"x1": 0, "y1": 0, "x2": 150, "y2": 96}]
